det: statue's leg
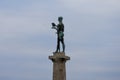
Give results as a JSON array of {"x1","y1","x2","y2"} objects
[
  {"x1": 61, "y1": 38, "x2": 65, "y2": 52},
  {"x1": 56, "y1": 37, "x2": 60, "y2": 52},
  {"x1": 59, "y1": 41, "x2": 60, "y2": 52},
  {"x1": 58, "y1": 38, "x2": 60, "y2": 52}
]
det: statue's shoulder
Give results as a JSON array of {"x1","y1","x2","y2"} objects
[{"x1": 58, "y1": 23, "x2": 64, "y2": 26}]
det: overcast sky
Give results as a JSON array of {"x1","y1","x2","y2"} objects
[{"x1": 0, "y1": 0, "x2": 120, "y2": 80}]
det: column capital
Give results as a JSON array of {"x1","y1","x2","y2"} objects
[{"x1": 49, "y1": 52, "x2": 70, "y2": 62}]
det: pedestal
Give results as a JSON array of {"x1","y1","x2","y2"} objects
[{"x1": 49, "y1": 52, "x2": 70, "y2": 80}]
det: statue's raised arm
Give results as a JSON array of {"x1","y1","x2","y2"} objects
[{"x1": 51, "y1": 23, "x2": 57, "y2": 30}]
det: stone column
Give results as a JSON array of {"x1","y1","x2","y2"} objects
[{"x1": 49, "y1": 52, "x2": 70, "y2": 80}]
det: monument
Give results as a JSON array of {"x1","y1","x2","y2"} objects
[{"x1": 49, "y1": 17, "x2": 70, "y2": 80}]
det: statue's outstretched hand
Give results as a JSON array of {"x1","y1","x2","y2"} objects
[
  {"x1": 51, "y1": 23, "x2": 57, "y2": 29},
  {"x1": 52, "y1": 23, "x2": 56, "y2": 26}
]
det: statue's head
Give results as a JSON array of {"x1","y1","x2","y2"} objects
[{"x1": 58, "y1": 16, "x2": 63, "y2": 22}]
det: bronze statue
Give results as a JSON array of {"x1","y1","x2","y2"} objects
[{"x1": 51, "y1": 17, "x2": 65, "y2": 53}]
